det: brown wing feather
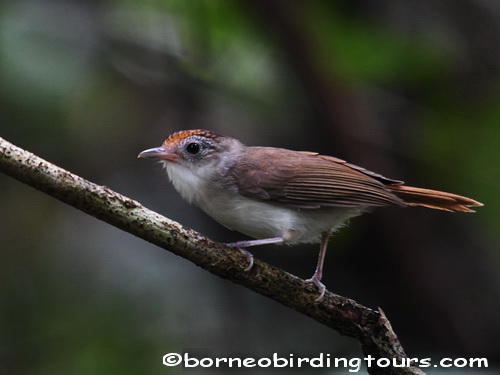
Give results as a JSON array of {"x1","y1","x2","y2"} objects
[{"x1": 230, "y1": 147, "x2": 405, "y2": 209}]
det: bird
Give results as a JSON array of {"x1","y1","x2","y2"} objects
[{"x1": 138, "y1": 129, "x2": 483, "y2": 300}]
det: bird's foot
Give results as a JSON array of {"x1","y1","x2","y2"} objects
[
  {"x1": 225, "y1": 237, "x2": 283, "y2": 272},
  {"x1": 306, "y1": 274, "x2": 326, "y2": 302},
  {"x1": 225, "y1": 243, "x2": 254, "y2": 271},
  {"x1": 238, "y1": 248, "x2": 254, "y2": 271}
]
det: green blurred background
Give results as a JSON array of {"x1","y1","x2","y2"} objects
[{"x1": 1, "y1": 0, "x2": 499, "y2": 374}]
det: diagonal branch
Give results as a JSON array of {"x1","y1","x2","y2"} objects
[{"x1": 0, "y1": 137, "x2": 424, "y2": 375}]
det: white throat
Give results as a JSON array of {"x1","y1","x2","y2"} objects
[{"x1": 163, "y1": 161, "x2": 208, "y2": 204}]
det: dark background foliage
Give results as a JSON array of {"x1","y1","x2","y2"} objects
[{"x1": 1, "y1": 0, "x2": 498, "y2": 373}]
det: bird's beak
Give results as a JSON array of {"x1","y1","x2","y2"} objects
[{"x1": 138, "y1": 147, "x2": 178, "y2": 162}]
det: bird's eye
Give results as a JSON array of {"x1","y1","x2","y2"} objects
[{"x1": 186, "y1": 142, "x2": 201, "y2": 155}]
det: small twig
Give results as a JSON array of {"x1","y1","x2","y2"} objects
[{"x1": 0, "y1": 137, "x2": 424, "y2": 375}]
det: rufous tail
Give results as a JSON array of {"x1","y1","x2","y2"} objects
[{"x1": 387, "y1": 185, "x2": 483, "y2": 213}]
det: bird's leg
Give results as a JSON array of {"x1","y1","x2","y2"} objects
[
  {"x1": 225, "y1": 237, "x2": 284, "y2": 271},
  {"x1": 306, "y1": 231, "x2": 331, "y2": 301},
  {"x1": 226, "y1": 237, "x2": 284, "y2": 248}
]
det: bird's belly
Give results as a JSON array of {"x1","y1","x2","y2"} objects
[{"x1": 197, "y1": 194, "x2": 365, "y2": 244}]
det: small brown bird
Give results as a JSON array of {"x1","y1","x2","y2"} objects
[{"x1": 139, "y1": 129, "x2": 483, "y2": 300}]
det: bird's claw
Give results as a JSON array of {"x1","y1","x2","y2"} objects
[
  {"x1": 306, "y1": 275, "x2": 326, "y2": 302},
  {"x1": 225, "y1": 242, "x2": 254, "y2": 271},
  {"x1": 239, "y1": 248, "x2": 254, "y2": 271}
]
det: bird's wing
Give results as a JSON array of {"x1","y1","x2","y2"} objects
[{"x1": 229, "y1": 147, "x2": 405, "y2": 209}]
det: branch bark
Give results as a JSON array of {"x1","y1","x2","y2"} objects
[{"x1": 0, "y1": 137, "x2": 425, "y2": 375}]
